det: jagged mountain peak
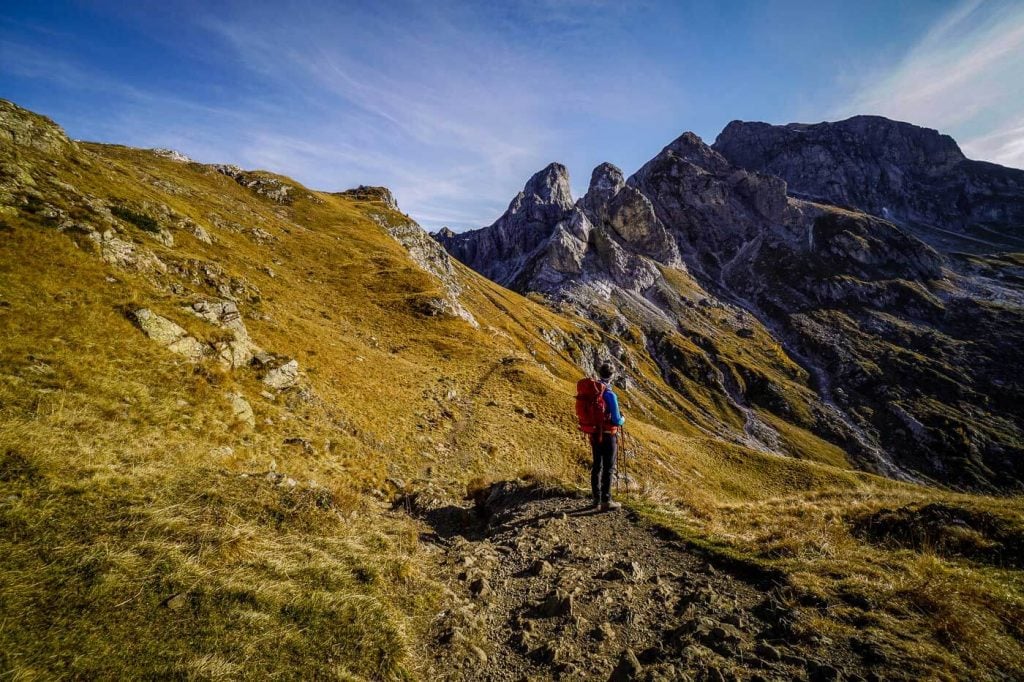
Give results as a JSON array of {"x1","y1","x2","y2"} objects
[
  {"x1": 587, "y1": 162, "x2": 625, "y2": 194},
  {"x1": 432, "y1": 162, "x2": 576, "y2": 287},
  {"x1": 519, "y1": 161, "x2": 573, "y2": 209},
  {"x1": 657, "y1": 130, "x2": 732, "y2": 172},
  {"x1": 579, "y1": 162, "x2": 626, "y2": 223}
]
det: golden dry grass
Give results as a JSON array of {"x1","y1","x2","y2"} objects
[{"x1": 638, "y1": 488, "x2": 1024, "y2": 679}]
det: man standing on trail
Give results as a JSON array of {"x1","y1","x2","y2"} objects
[{"x1": 576, "y1": 363, "x2": 626, "y2": 512}]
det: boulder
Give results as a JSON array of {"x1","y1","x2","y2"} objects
[
  {"x1": 129, "y1": 309, "x2": 208, "y2": 362},
  {"x1": 530, "y1": 640, "x2": 563, "y2": 665},
  {"x1": 262, "y1": 358, "x2": 299, "y2": 390},
  {"x1": 529, "y1": 559, "x2": 553, "y2": 576},
  {"x1": 227, "y1": 392, "x2": 255, "y2": 429},
  {"x1": 755, "y1": 641, "x2": 781, "y2": 662},
  {"x1": 608, "y1": 648, "x2": 643, "y2": 681},
  {"x1": 538, "y1": 590, "x2": 574, "y2": 618},
  {"x1": 467, "y1": 644, "x2": 488, "y2": 665},
  {"x1": 187, "y1": 299, "x2": 261, "y2": 368},
  {"x1": 89, "y1": 231, "x2": 167, "y2": 274},
  {"x1": 468, "y1": 577, "x2": 491, "y2": 599},
  {"x1": 176, "y1": 218, "x2": 212, "y2": 244},
  {"x1": 593, "y1": 621, "x2": 616, "y2": 641}
]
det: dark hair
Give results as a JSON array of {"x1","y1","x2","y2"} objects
[{"x1": 598, "y1": 363, "x2": 614, "y2": 380}]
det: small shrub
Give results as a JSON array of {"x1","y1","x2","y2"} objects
[{"x1": 111, "y1": 205, "x2": 160, "y2": 233}]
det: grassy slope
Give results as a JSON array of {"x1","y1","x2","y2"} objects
[
  {"x1": 640, "y1": 489, "x2": 1024, "y2": 679},
  {"x1": 1, "y1": 101, "x2": 1021, "y2": 679}
]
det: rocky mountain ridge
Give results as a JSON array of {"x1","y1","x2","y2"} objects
[
  {"x1": 712, "y1": 115, "x2": 1024, "y2": 253},
  {"x1": 436, "y1": 119, "x2": 1024, "y2": 490}
]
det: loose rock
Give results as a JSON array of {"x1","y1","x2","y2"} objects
[
  {"x1": 538, "y1": 590, "x2": 574, "y2": 618},
  {"x1": 227, "y1": 391, "x2": 255, "y2": 429},
  {"x1": 608, "y1": 648, "x2": 643, "y2": 681}
]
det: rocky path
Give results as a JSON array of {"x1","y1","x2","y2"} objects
[{"x1": 410, "y1": 481, "x2": 869, "y2": 682}]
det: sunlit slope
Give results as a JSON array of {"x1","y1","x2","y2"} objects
[{"x1": 0, "y1": 97, "x2": 882, "y2": 500}]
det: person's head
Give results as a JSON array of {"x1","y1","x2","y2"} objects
[{"x1": 598, "y1": 363, "x2": 614, "y2": 381}]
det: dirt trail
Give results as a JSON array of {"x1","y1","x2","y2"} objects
[{"x1": 409, "y1": 481, "x2": 874, "y2": 682}]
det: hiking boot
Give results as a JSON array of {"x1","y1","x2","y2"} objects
[{"x1": 600, "y1": 501, "x2": 622, "y2": 512}]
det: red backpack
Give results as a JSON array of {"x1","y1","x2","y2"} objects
[{"x1": 576, "y1": 378, "x2": 608, "y2": 437}]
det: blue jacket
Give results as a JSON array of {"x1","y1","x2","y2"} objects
[{"x1": 602, "y1": 382, "x2": 625, "y2": 427}]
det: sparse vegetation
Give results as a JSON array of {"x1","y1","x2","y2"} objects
[
  {"x1": 638, "y1": 489, "x2": 1024, "y2": 678},
  {"x1": 110, "y1": 204, "x2": 161, "y2": 233}
]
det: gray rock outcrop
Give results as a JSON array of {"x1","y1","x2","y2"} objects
[
  {"x1": 261, "y1": 357, "x2": 300, "y2": 390},
  {"x1": 151, "y1": 148, "x2": 195, "y2": 164},
  {"x1": 129, "y1": 309, "x2": 208, "y2": 362},
  {"x1": 187, "y1": 300, "x2": 261, "y2": 368},
  {"x1": 214, "y1": 165, "x2": 294, "y2": 203},
  {"x1": 375, "y1": 213, "x2": 478, "y2": 327},
  {"x1": 435, "y1": 163, "x2": 575, "y2": 287},
  {"x1": 336, "y1": 185, "x2": 401, "y2": 212},
  {"x1": 88, "y1": 231, "x2": 168, "y2": 274},
  {"x1": 130, "y1": 301, "x2": 302, "y2": 391},
  {"x1": 227, "y1": 391, "x2": 256, "y2": 429},
  {"x1": 0, "y1": 99, "x2": 76, "y2": 156}
]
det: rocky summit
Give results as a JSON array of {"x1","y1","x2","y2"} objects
[
  {"x1": 437, "y1": 120, "x2": 1024, "y2": 491},
  {"x1": 712, "y1": 115, "x2": 1024, "y2": 253},
  {"x1": 3, "y1": 97, "x2": 1024, "y2": 681}
]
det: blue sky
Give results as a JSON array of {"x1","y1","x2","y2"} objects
[{"x1": 3, "y1": 1, "x2": 1023, "y2": 231}]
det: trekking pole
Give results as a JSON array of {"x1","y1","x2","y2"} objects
[
  {"x1": 622, "y1": 428, "x2": 630, "y2": 491},
  {"x1": 620, "y1": 426, "x2": 628, "y2": 495},
  {"x1": 614, "y1": 428, "x2": 620, "y2": 497},
  {"x1": 618, "y1": 428, "x2": 626, "y2": 491}
]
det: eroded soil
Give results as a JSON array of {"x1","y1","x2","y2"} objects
[{"x1": 409, "y1": 481, "x2": 882, "y2": 681}]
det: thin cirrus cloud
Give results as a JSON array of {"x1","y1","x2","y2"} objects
[
  {"x1": 838, "y1": 0, "x2": 1024, "y2": 168},
  {"x1": 0, "y1": 34, "x2": 268, "y2": 163},
  {"x1": 0, "y1": 3, "x2": 586, "y2": 230},
  {"x1": 192, "y1": 3, "x2": 606, "y2": 229}
]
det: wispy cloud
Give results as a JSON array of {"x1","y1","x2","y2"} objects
[
  {"x1": 192, "y1": 1, "x2": 648, "y2": 229},
  {"x1": 838, "y1": 0, "x2": 1024, "y2": 168},
  {"x1": 0, "y1": 34, "x2": 257, "y2": 163},
  {"x1": 1, "y1": 1, "x2": 686, "y2": 230}
]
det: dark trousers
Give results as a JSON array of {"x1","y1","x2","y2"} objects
[{"x1": 590, "y1": 433, "x2": 618, "y2": 503}]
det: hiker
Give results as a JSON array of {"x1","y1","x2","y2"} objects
[{"x1": 575, "y1": 363, "x2": 626, "y2": 511}]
